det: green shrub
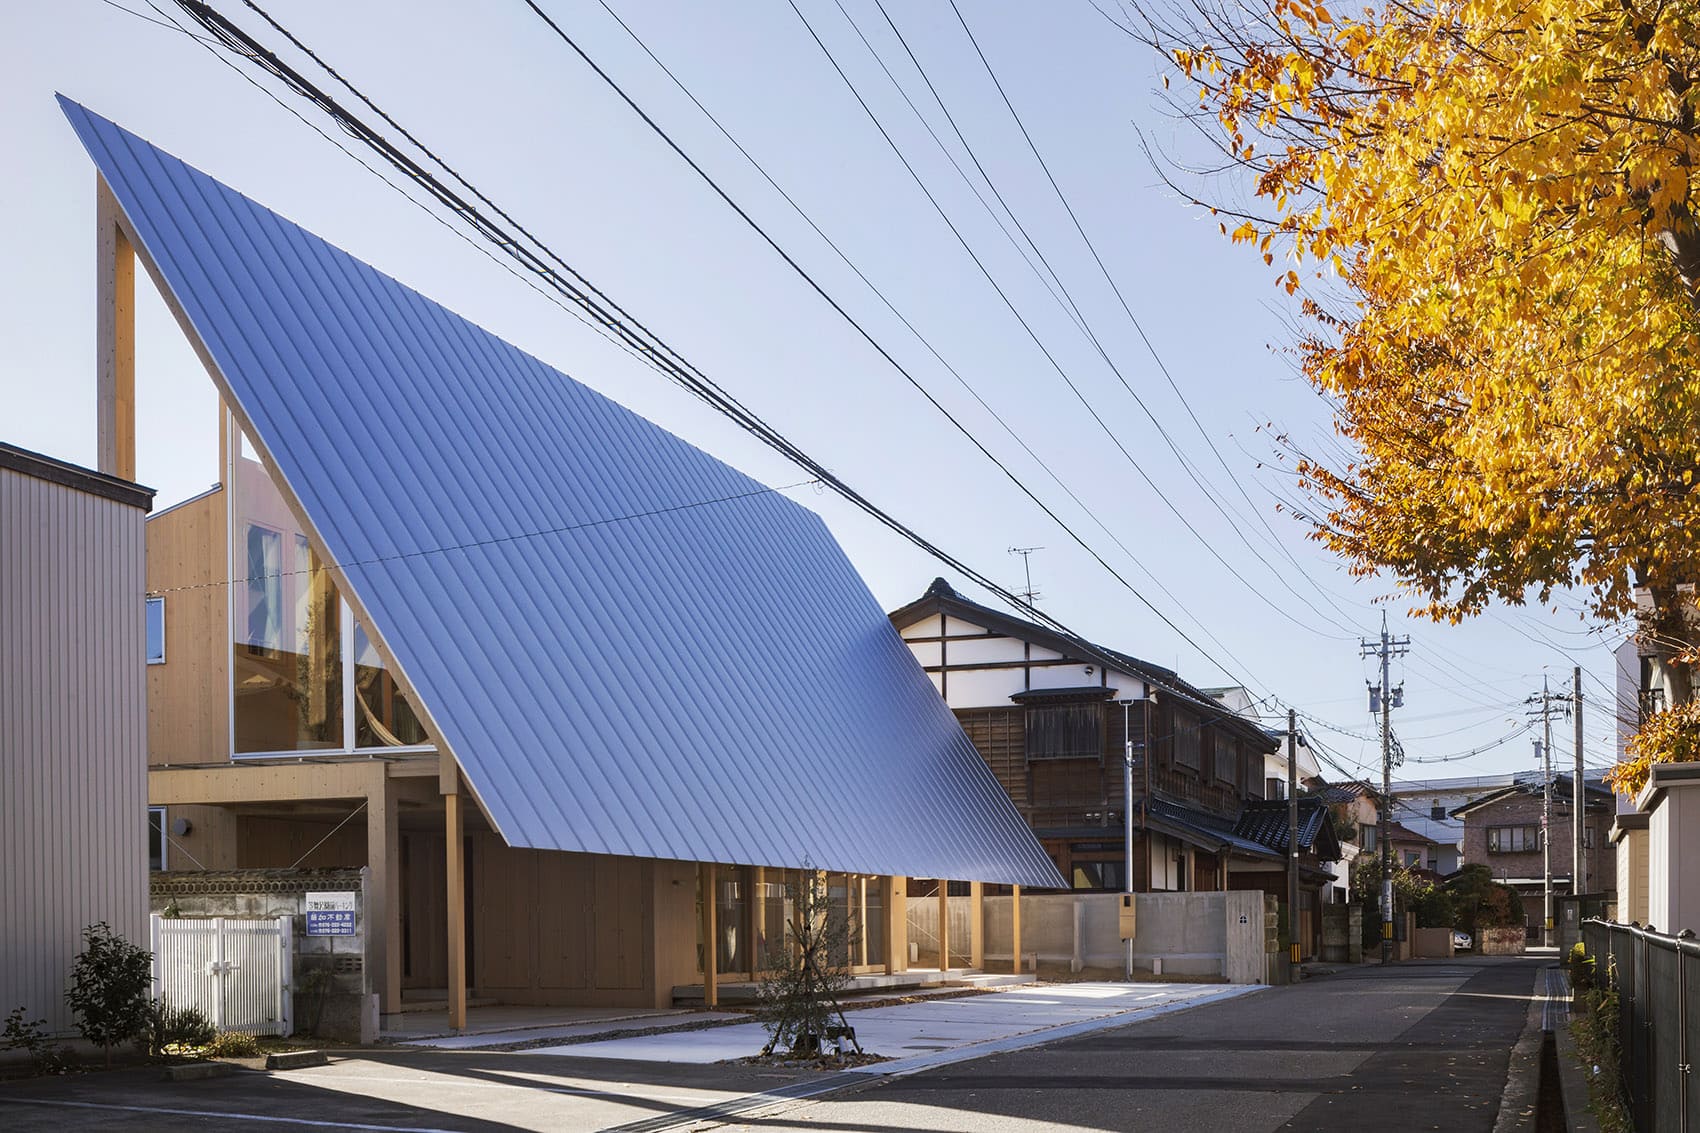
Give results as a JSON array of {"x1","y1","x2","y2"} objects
[
  {"x1": 64, "y1": 923, "x2": 152, "y2": 1065},
  {"x1": 203, "y1": 1030, "x2": 261, "y2": 1058},
  {"x1": 1566, "y1": 943, "x2": 1597, "y2": 992},
  {"x1": 2, "y1": 1007, "x2": 70, "y2": 1075},
  {"x1": 143, "y1": 1000, "x2": 216, "y2": 1058}
]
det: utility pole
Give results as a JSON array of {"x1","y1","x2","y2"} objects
[
  {"x1": 1122, "y1": 699, "x2": 1135, "y2": 981},
  {"x1": 1526, "y1": 677, "x2": 1575, "y2": 947},
  {"x1": 1361, "y1": 611, "x2": 1410, "y2": 964},
  {"x1": 1288, "y1": 709, "x2": 1300, "y2": 971},
  {"x1": 1574, "y1": 667, "x2": 1585, "y2": 898}
]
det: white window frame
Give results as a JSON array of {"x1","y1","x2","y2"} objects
[{"x1": 145, "y1": 595, "x2": 166, "y2": 665}]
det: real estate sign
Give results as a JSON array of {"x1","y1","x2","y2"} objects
[{"x1": 305, "y1": 890, "x2": 357, "y2": 936}]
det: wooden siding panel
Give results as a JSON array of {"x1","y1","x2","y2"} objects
[
  {"x1": 537, "y1": 851, "x2": 591, "y2": 989},
  {"x1": 473, "y1": 835, "x2": 535, "y2": 990},
  {"x1": 956, "y1": 709, "x2": 1027, "y2": 810},
  {"x1": 145, "y1": 488, "x2": 227, "y2": 764},
  {"x1": 0, "y1": 467, "x2": 149, "y2": 1035},
  {"x1": 592, "y1": 856, "x2": 644, "y2": 990}
]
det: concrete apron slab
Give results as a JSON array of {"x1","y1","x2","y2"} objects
[
  {"x1": 547, "y1": 982, "x2": 1254, "y2": 1065},
  {"x1": 591, "y1": 984, "x2": 1260, "y2": 1133}
]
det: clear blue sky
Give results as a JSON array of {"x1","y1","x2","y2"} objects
[{"x1": 0, "y1": 0, "x2": 1630, "y2": 782}]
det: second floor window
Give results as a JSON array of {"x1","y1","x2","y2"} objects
[
  {"x1": 1487, "y1": 825, "x2": 1541, "y2": 853},
  {"x1": 1026, "y1": 704, "x2": 1102, "y2": 762},
  {"x1": 1173, "y1": 712, "x2": 1200, "y2": 771},
  {"x1": 145, "y1": 596, "x2": 165, "y2": 665}
]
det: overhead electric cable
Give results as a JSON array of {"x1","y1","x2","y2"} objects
[{"x1": 165, "y1": 0, "x2": 1269, "y2": 691}]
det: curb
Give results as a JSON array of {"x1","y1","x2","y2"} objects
[
  {"x1": 162, "y1": 1061, "x2": 238, "y2": 1082},
  {"x1": 1553, "y1": 1025, "x2": 1602, "y2": 1133},
  {"x1": 265, "y1": 1050, "x2": 328, "y2": 1071},
  {"x1": 1493, "y1": 967, "x2": 1546, "y2": 1133}
]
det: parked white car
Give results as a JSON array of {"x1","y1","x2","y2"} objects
[{"x1": 1452, "y1": 930, "x2": 1473, "y2": 951}]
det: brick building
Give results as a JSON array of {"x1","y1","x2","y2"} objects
[{"x1": 1452, "y1": 775, "x2": 1616, "y2": 927}]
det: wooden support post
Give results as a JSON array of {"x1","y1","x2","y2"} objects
[
  {"x1": 701, "y1": 863, "x2": 718, "y2": 1008},
  {"x1": 751, "y1": 866, "x2": 767, "y2": 974},
  {"x1": 969, "y1": 881, "x2": 985, "y2": 970},
  {"x1": 96, "y1": 175, "x2": 136, "y2": 481},
  {"x1": 886, "y1": 876, "x2": 905, "y2": 974},
  {"x1": 366, "y1": 771, "x2": 401, "y2": 1016},
  {"x1": 1011, "y1": 884, "x2": 1023, "y2": 975},
  {"x1": 937, "y1": 880, "x2": 951, "y2": 971},
  {"x1": 445, "y1": 788, "x2": 467, "y2": 1031}
]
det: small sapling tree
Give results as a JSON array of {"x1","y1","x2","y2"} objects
[
  {"x1": 754, "y1": 870, "x2": 862, "y2": 1059},
  {"x1": 64, "y1": 922, "x2": 152, "y2": 1066}
]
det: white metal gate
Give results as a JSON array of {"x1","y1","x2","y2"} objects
[{"x1": 151, "y1": 915, "x2": 293, "y2": 1036}]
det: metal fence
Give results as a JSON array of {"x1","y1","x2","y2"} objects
[
  {"x1": 151, "y1": 914, "x2": 293, "y2": 1036},
  {"x1": 1581, "y1": 919, "x2": 1700, "y2": 1132}
]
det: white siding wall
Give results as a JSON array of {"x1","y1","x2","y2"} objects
[{"x1": 0, "y1": 465, "x2": 149, "y2": 1035}]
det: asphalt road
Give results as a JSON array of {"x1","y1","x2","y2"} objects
[
  {"x1": 0, "y1": 957, "x2": 1542, "y2": 1132},
  {"x1": 735, "y1": 956, "x2": 1545, "y2": 1133}
]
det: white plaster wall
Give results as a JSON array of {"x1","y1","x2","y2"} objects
[
  {"x1": 945, "y1": 668, "x2": 1027, "y2": 708},
  {"x1": 945, "y1": 637, "x2": 1027, "y2": 666},
  {"x1": 901, "y1": 615, "x2": 943, "y2": 638},
  {"x1": 1648, "y1": 786, "x2": 1700, "y2": 933}
]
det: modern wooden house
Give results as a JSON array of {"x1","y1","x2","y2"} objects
[
  {"x1": 888, "y1": 580, "x2": 1336, "y2": 895},
  {"x1": 0, "y1": 443, "x2": 154, "y2": 1035},
  {"x1": 61, "y1": 98, "x2": 1062, "y2": 1028}
]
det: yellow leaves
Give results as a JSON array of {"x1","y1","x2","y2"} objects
[
  {"x1": 1609, "y1": 701, "x2": 1700, "y2": 798},
  {"x1": 1174, "y1": 0, "x2": 1700, "y2": 623}
]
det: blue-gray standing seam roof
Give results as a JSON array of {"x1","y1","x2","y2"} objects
[{"x1": 62, "y1": 97, "x2": 1063, "y2": 888}]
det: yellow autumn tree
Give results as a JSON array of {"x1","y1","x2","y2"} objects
[{"x1": 1135, "y1": 0, "x2": 1700, "y2": 638}]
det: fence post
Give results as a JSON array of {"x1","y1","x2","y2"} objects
[
  {"x1": 1680, "y1": 934, "x2": 1691, "y2": 1133},
  {"x1": 278, "y1": 915, "x2": 294, "y2": 1038}
]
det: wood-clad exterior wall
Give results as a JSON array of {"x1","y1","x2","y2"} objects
[
  {"x1": 146, "y1": 486, "x2": 227, "y2": 765},
  {"x1": 1, "y1": 450, "x2": 152, "y2": 1035}
]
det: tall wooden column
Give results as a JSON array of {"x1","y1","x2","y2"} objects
[
  {"x1": 937, "y1": 880, "x2": 951, "y2": 971},
  {"x1": 969, "y1": 881, "x2": 985, "y2": 969},
  {"x1": 751, "y1": 866, "x2": 767, "y2": 973},
  {"x1": 444, "y1": 779, "x2": 467, "y2": 1030},
  {"x1": 700, "y1": 863, "x2": 718, "y2": 1007},
  {"x1": 1010, "y1": 885, "x2": 1023, "y2": 975},
  {"x1": 885, "y1": 876, "x2": 906, "y2": 974},
  {"x1": 365, "y1": 770, "x2": 401, "y2": 1015},
  {"x1": 96, "y1": 175, "x2": 136, "y2": 481}
]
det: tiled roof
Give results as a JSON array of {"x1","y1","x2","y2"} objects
[{"x1": 1234, "y1": 798, "x2": 1336, "y2": 856}]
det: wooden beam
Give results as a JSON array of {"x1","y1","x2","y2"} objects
[
  {"x1": 701, "y1": 863, "x2": 718, "y2": 1008},
  {"x1": 1011, "y1": 885, "x2": 1023, "y2": 975},
  {"x1": 445, "y1": 787, "x2": 467, "y2": 1031},
  {"x1": 969, "y1": 881, "x2": 985, "y2": 970},
  {"x1": 96, "y1": 175, "x2": 136, "y2": 481},
  {"x1": 937, "y1": 880, "x2": 950, "y2": 971}
]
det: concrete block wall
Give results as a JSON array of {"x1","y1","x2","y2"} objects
[
  {"x1": 149, "y1": 867, "x2": 372, "y2": 1042},
  {"x1": 976, "y1": 891, "x2": 1267, "y2": 984}
]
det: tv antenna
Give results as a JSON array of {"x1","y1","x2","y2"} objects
[{"x1": 1008, "y1": 546, "x2": 1043, "y2": 606}]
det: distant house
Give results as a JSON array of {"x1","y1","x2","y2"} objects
[
  {"x1": 0, "y1": 443, "x2": 154, "y2": 1035},
  {"x1": 1389, "y1": 774, "x2": 1519, "y2": 875},
  {"x1": 1384, "y1": 821, "x2": 1442, "y2": 874},
  {"x1": 63, "y1": 98, "x2": 1061, "y2": 1026},
  {"x1": 888, "y1": 579, "x2": 1341, "y2": 956},
  {"x1": 1453, "y1": 774, "x2": 1617, "y2": 924},
  {"x1": 1311, "y1": 780, "x2": 1380, "y2": 903}
]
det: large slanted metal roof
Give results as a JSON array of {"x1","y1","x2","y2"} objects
[{"x1": 63, "y1": 98, "x2": 1063, "y2": 888}]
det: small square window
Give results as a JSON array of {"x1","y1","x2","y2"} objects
[{"x1": 145, "y1": 596, "x2": 165, "y2": 665}]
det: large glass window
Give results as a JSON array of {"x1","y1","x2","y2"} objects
[
  {"x1": 354, "y1": 621, "x2": 427, "y2": 747},
  {"x1": 230, "y1": 420, "x2": 428, "y2": 755},
  {"x1": 232, "y1": 428, "x2": 342, "y2": 754}
]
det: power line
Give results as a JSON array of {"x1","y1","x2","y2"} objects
[
  {"x1": 576, "y1": 0, "x2": 1253, "y2": 672},
  {"x1": 160, "y1": 0, "x2": 1277, "y2": 701},
  {"x1": 783, "y1": 0, "x2": 1347, "y2": 644}
]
